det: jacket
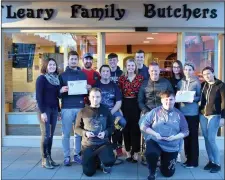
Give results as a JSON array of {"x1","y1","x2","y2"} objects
[
  {"x1": 75, "y1": 104, "x2": 115, "y2": 147},
  {"x1": 177, "y1": 76, "x2": 201, "y2": 116},
  {"x1": 138, "y1": 64, "x2": 149, "y2": 81},
  {"x1": 138, "y1": 77, "x2": 174, "y2": 114},
  {"x1": 59, "y1": 66, "x2": 87, "y2": 109},
  {"x1": 199, "y1": 79, "x2": 225, "y2": 118}
]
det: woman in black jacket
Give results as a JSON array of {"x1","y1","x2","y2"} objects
[{"x1": 199, "y1": 66, "x2": 225, "y2": 173}]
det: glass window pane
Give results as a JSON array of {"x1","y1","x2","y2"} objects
[{"x1": 3, "y1": 32, "x2": 97, "y2": 135}]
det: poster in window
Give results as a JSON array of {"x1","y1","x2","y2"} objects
[{"x1": 12, "y1": 43, "x2": 36, "y2": 68}]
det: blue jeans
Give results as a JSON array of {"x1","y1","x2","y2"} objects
[
  {"x1": 61, "y1": 108, "x2": 82, "y2": 158},
  {"x1": 39, "y1": 107, "x2": 58, "y2": 158},
  {"x1": 200, "y1": 114, "x2": 221, "y2": 165}
]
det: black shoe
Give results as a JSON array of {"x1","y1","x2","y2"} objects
[
  {"x1": 204, "y1": 161, "x2": 214, "y2": 170},
  {"x1": 147, "y1": 174, "x2": 156, "y2": 180},
  {"x1": 210, "y1": 164, "x2": 221, "y2": 173},
  {"x1": 126, "y1": 157, "x2": 132, "y2": 162},
  {"x1": 49, "y1": 156, "x2": 60, "y2": 167},
  {"x1": 182, "y1": 160, "x2": 189, "y2": 167}
]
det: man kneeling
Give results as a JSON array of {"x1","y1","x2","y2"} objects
[
  {"x1": 139, "y1": 91, "x2": 189, "y2": 180},
  {"x1": 75, "y1": 88, "x2": 116, "y2": 176}
]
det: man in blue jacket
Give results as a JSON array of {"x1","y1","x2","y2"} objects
[{"x1": 59, "y1": 51, "x2": 88, "y2": 166}]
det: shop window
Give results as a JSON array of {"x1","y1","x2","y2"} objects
[
  {"x1": 3, "y1": 32, "x2": 97, "y2": 135},
  {"x1": 185, "y1": 33, "x2": 217, "y2": 82}
]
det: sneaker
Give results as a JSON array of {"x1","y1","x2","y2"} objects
[
  {"x1": 210, "y1": 164, "x2": 221, "y2": 173},
  {"x1": 147, "y1": 174, "x2": 156, "y2": 180},
  {"x1": 103, "y1": 166, "x2": 112, "y2": 174},
  {"x1": 204, "y1": 161, "x2": 214, "y2": 170},
  {"x1": 116, "y1": 147, "x2": 123, "y2": 157},
  {"x1": 185, "y1": 164, "x2": 198, "y2": 169},
  {"x1": 126, "y1": 151, "x2": 132, "y2": 162},
  {"x1": 177, "y1": 153, "x2": 181, "y2": 163},
  {"x1": 73, "y1": 155, "x2": 82, "y2": 165},
  {"x1": 182, "y1": 160, "x2": 188, "y2": 167},
  {"x1": 132, "y1": 153, "x2": 138, "y2": 163},
  {"x1": 64, "y1": 157, "x2": 71, "y2": 166}
]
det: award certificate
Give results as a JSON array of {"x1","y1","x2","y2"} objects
[
  {"x1": 68, "y1": 80, "x2": 87, "y2": 95},
  {"x1": 175, "y1": 91, "x2": 196, "y2": 103}
]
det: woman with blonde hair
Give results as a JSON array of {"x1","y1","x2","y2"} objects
[{"x1": 118, "y1": 59, "x2": 144, "y2": 162}]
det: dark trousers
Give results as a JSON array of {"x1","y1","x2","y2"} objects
[
  {"x1": 82, "y1": 144, "x2": 116, "y2": 177},
  {"x1": 111, "y1": 130, "x2": 123, "y2": 149},
  {"x1": 145, "y1": 140, "x2": 178, "y2": 177},
  {"x1": 184, "y1": 115, "x2": 199, "y2": 166},
  {"x1": 122, "y1": 98, "x2": 141, "y2": 154},
  {"x1": 39, "y1": 107, "x2": 58, "y2": 158}
]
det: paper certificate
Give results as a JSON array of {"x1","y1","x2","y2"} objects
[
  {"x1": 175, "y1": 91, "x2": 196, "y2": 103},
  {"x1": 68, "y1": 80, "x2": 87, "y2": 95}
]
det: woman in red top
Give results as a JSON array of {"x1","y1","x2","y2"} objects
[{"x1": 119, "y1": 59, "x2": 144, "y2": 163}]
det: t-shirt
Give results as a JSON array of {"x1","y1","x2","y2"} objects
[
  {"x1": 82, "y1": 68, "x2": 100, "y2": 86},
  {"x1": 94, "y1": 81, "x2": 122, "y2": 110}
]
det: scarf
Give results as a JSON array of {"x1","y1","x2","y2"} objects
[{"x1": 44, "y1": 73, "x2": 60, "y2": 86}]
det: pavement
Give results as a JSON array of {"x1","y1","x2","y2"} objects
[{"x1": 2, "y1": 147, "x2": 224, "y2": 180}]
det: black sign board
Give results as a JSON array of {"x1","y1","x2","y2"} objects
[{"x1": 12, "y1": 43, "x2": 36, "y2": 68}]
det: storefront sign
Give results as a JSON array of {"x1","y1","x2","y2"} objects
[
  {"x1": 2, "y1": 3, "x2": 218, "y2": 21},
  {"x1": 1, "y1": 2, "x2": 224, "y2": 28}
]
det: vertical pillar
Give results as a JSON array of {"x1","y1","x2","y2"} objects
[
  {"x1": 63, "y1": 44, "x2": 68, "y2": 71},
  {"x1": 97, "y1": 32, "x2": 105, "y2": 70},
  {"x1": 177, "y1": 32, "x2": 185, "y2": 64},
  {"x1": 214, "y1": 35, "x2": 219, "y2": 79},
  {"x1": 218, "y1": 34, "x2": 224, "y2": 137}
]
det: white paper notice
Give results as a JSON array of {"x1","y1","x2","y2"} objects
[
  {"x1": 68, "y1": 80, "x2": 87, "y2": 95},
  {"x1": 175, "y1": 91, "x2": 196, "y2": 103}
]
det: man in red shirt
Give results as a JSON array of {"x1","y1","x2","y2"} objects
[{"x1": 82, "y1": 53, "x2": 100, "y2": 87}]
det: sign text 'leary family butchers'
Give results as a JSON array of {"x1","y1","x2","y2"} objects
[{"x1": 2, "y1": 4, "x2": 218, "y2": 21}]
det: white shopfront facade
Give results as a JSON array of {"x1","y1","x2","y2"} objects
[{"x1": 1, "y1": 0, "x2": 224, "y2": 148}]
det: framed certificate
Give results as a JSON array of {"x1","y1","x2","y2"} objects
[
  {"x1": 68, "y1": 80, "x2": 87, "y2": 95},
  {"x1": 175, "y1": 91, "x2": 196, "y2": 103}
]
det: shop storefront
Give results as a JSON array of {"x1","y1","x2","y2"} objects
[{"x1": 1, "y1": 0, "x2": 224, "y2": 147}]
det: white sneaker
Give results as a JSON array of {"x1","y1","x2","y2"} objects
[
  {"x1": 177, "y1": 153, "x2": 181, "y2": 163},
  {"x1": 133, "y1": 153, "x2": 139, "y2": 161},
  {"x1": 126, "y1": 151, "x2": 131, "y2": 159}
]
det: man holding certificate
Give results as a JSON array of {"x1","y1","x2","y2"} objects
[
  {"x1": 176, "y1": 62, "x2": 201, "y2": 168},
  {"x1": 59, "y1": 51, "x2": 88, "y2": 166}
]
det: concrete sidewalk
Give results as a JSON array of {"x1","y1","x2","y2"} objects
[{"x1": 2, "y1": 147, "x2": 224, "y2": 180}]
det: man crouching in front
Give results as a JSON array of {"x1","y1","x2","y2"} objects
[
  {"x1": 139, "y1": 91, "x2": 189, "y2": 180},
  {"x1": 75, "y1": 87, "x2": 116, "y2": 176}
]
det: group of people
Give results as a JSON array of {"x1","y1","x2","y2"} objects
[{"x1": 36, "y1": 50, "x2": 224, "y2": 180}]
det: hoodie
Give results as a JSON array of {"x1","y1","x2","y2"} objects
[
  {"x1": 75, "y1": 104, "x2": 115, "y2": 147},
  {"x1": 138, "y1": 64, "x2": 149, "y2": 81},
  {"x1": 59, "y1": 66, "x2": 87, "y2": 109},
  {"x1": 199, "y1": 79, "x2": 225, "y2": 118},
  {"x1": 177, "y1": 76, "x2": 201, "y2": 116},
  {"x1": 110, "y1": 66, "x2": 123, "y2": 84}
]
